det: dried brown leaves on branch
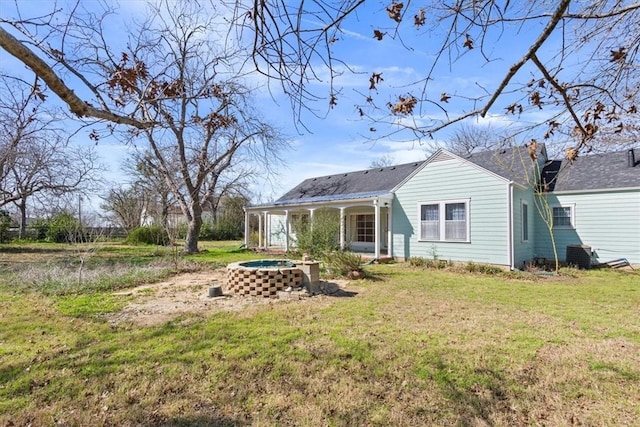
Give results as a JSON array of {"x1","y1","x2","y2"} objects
[
  {"x1": 386, "y1": 2, "x2": 403, "y2": 23},
  {"x1": 240, "y1": 0, "x2": 640, "y2": 154},
  {"x1": 390, "y1": 95, "x2": 417, "y2": 115}
]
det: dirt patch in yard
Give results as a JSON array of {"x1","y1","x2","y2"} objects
[{"x1": 106, "y1": 268, "x2": 357, "y2": 327}]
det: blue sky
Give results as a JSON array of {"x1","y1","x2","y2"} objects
[{"x1": 1, "y1": 0, "x2": 567, "y2": 211}]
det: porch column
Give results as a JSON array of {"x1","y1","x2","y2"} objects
[
  {"x1": 284, "y1": 210, "x2": 290, "y2": 252},
  {"x1": 309, "y1": 208, "x2": 315, "y2": 232},
  {"x1": 244, "y1": 209, "x2": 249, "y2": 247},
  {"x1": 339, "y1": 207, "x2": 346, "y2": 250},
  {"x1": 258, "y1": 213, "x2": 263, "y2": 249},
  {"x1": 263, "y1": 211, "x2": 269, "y2": 248},
  {"x1": 374, "y1": 199, "x2": 381, "y2": 259},
  {"x1": 386, "y1": 203, "x2": 393, "y2": 258}
]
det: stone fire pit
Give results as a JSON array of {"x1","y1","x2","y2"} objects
[{"x1": 226, "y1": 259, "x2": 319, "y2": 297}]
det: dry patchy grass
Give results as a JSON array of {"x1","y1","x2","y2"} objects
[{"x1": 0, "y1": 247, "x2": 639, "y2": 426}]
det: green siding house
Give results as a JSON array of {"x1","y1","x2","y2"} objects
[{"x1": 245, "y1": 146, "x2": 640, "y2": 268}]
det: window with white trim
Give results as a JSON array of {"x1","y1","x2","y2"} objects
[
  {"x1": 552, "y1": 206, "x2": 574, "y2": 228},
  {"x1": 521, "y1": 201, "x2": 529, "y2": 242},
  {"x1": 355, "y1": 214, "x2": 375, "y2": 242},
  {"x1": 419, "y1": 199, "x2": 470, "y2": 242}
]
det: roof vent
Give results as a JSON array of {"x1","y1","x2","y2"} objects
[
  {"x1": 628, "y1": 149, "x2": 636, "y2": 167},
  {"x1": 364, "y1": 171, "x2": 368, "y2": 174}
]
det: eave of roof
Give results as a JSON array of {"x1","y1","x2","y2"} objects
[{"x1": 246, "y1": 191, "x2": 393, "y2": 211}]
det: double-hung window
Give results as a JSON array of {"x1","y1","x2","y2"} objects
[
  {"x1": 552, "y1": 206, "x2": 574, "y2": 228},
  {"x1": 419, "y1": 199, "x2": 470, "y2": 242}
]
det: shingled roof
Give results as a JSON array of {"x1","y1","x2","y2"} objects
[
  {"x1": 463, "y1": 145, "x2": 545, "y2": 186},
  {"x1": 542, "y1": 148, "x2": 640, "y2": 192},
  {"x1": 274, "y1": 161, "x2": 423, "y2": 205}
]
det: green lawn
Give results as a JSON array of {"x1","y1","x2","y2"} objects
[{"x1": 1, "y1": 241, "x2": 639, "y2": 426}]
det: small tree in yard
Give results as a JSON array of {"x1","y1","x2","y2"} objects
[{"x1": 293, "y1": 208, "x2": 341, "y2": 260}]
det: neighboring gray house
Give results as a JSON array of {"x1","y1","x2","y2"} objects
[{"x1": 245, "y1": 147, "x2": 640, "y2": 268}]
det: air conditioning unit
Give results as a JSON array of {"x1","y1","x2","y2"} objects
[{"x1": 566, "y1": 244, "x2": 591, "y2": 269}]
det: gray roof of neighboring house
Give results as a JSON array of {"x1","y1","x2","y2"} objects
[
  {"x1": 542, "y1": 148, "x2": 640, "y2": 191},
  {"x1": 273, "y1": 161, "x2": 423, "y2": 205}
]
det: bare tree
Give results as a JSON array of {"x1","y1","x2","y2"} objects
[
  {"x1": 124, "y1": 150, "x2": 178, "y2": 230},
  {"x1": 0, "y1": 78, "x2": 53, "y2": 196},
  {"x1": 232, "y1": 0, "x2": 640, "y2": 155},
  {"x1": 0, "y1": 78, "x2": 101, "y2": 238},
  {"x1": 6, "y1": 139, "x2": 100, "y2": 238},
  {"x1": 369, "y1": 154, "x2": 396, "y2": 168},
  {"x1": 100, "y1": 184, "x2": 150, "y2": 231},
  {"x1": 0, "y1": 1, "x2": 287, "y2": 253}
]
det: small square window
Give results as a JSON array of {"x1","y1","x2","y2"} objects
[{"x1": 552, "y1": 206, "x2": 573, "y2": 228}]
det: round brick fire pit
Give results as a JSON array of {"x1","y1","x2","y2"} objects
[{"x1": 226, "y1": 259, "x2": 303, "y2": 297}]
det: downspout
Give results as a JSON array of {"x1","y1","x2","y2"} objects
[{"x1": 508, "y1": 182, "x2": 515, "y2": 270}]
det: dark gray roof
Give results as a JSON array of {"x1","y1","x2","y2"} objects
[
  {"x1": 463, "y1": 145, "x2": 544, "y2": 186},
  {"x1": 542, "y1": 148, "x2": 640, "y2": 192},
  {"x1": 274, "y1": 161, "x2": 423, "y2": 205}
]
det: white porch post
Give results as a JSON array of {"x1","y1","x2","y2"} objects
[
  {"x1": 258, "y1": 213, "x2": 263, "y2": 249},
  {"x1": 386, "y1": 203, "x2": 393, "y2": 258},
  {"x1": 263, "y1": 211, "x2": 269, "y2": 248},
  {"x1": 284, "y1": 210, "x2": 290, "y2": 252},
  {"x1": 374, "y1": 199, "x2": 381, "y2": 259},
  {"x1": 244, "y1": 209, "x2": 249, "y2": 247},
  {"x1": 309, "y1": 208, "x2": 315, "y2": 232},
  {"x1": 339, "y1": 207, "x2": 346, "y2": 250}
]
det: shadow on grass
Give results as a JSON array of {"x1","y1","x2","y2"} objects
[
  {"x1": 142, "y1": 414, "x2": 251, "y2": 427},
  {"x1": 320, "y1": 281, "x2": 358, "y2": 297},
  {"x1": 432, "y1": 357, "x2": 515, "y2": 425},
  {"x1": 0, "y1": 245, "x2": 71, "y2": 254}
]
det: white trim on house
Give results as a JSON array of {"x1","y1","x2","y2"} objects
[
  {"x1": 551, "y1": 203, "x2": 576, "y2": 229},
  {"x1": 508, "y1": 182, "x2": 514, "y2": 270},
  {"x1": 549, "y1": 187, "x2": 640, "y2": 195},
  {"x1": 521, "y1": 199, "x2": 529, "y2": 243}
]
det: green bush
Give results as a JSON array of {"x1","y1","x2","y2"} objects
[
  {"x1": 409, "y1": 257, "x2": 427, "y2": 267},
  {"x1": 29, "y1": 211, "x2": 83, "y2": 243},
  {"x1": 409, "y1": 256, "x2": 450, "y2": 269},
  {"x1": 0, "y1": 210, "x2": 11, "y2": 243},
  {"x1": 464, "y1": 261, "x2": 503, "y2": 275},
  {"x1": 126, "y1": 226, "x2": 170, "y2": 246},
  {"x1": 325, "y1": 251, "x2": 366, "y2": 279},
  {"x1": 293, "y1": 208, "x2": 340, "y2": 259}
]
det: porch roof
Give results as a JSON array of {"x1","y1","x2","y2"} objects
[
  {"x1": 273, "y1": 190, "x2": 392, "y2": 206},
  {"x1": 250, "y1": 161, "x2": 422, "y2": 209}
]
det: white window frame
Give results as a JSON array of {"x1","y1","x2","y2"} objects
[
  {"x1": 552, "y1": 204, "x2": 575, "y2": 229},
  {"x1": 521, "y1": 200, "x2": 529, "y2": 242},
  {"x1": 353, "y1": 213, "x2": 375, "y2": 243},
  {"x1": 417, "y1": 198, "x2": 470, "y2": 243}
]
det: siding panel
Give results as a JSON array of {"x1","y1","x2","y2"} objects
[
  {"x1": 393, "y1": 159, "x2": 511, "y2": 265},
  {"x1": 533, "y1": 190, "x2": 640, "y2": 264}
]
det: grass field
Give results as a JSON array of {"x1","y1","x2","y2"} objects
[{"x1": 1, "y1": 241, "x2": 639, "y2": 426}]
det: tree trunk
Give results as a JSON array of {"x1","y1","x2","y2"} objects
[
  {"x1": 18, "y1": 198, "x2": 27, "y2": 239},
  {"x1": 183, "y1": 204, "x2": 202, "y2": 254}
]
